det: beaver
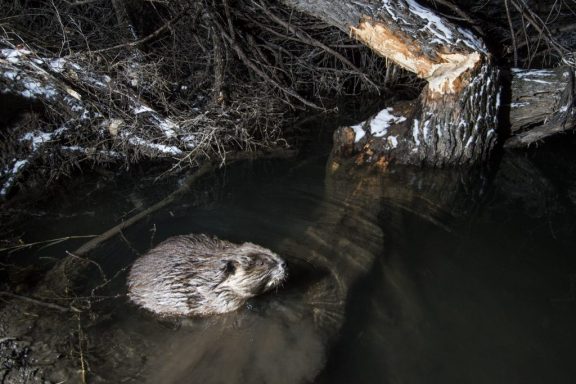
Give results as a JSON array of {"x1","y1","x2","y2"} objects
[{"x1": 127, "y1": 234, "x2": 287, "y2": 317}]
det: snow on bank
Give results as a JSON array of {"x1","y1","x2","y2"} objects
[
  {"x1": 126, "y1": 135, "x2": 183, "y2": 156},
  {"x1": 1, "y1": 47, "x2": 182, "y2": 140},
  {"x1": 350, "y1": 122, "x2": 367, "y2": 142},
  {"x1": 0, "y1": 46, "x2": 190, "y2": 197},
  {"x1": 511, "y1": 68, "x2": 557, "y2": 85},
  {"x1": 21, "y1": 131, "x2": 56, "y2": 151}
]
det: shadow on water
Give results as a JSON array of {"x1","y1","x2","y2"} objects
[
  {"x1": 2, "y1": 138, "x2": 576, "y2": 383},
  {"x1": 84, "y1": 157, "x2": 501, "y2": 384},
  {"x1": 320, "y1": 151, "x2": 576, "y2": 384}
]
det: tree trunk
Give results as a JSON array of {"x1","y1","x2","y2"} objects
[{"x1": 281, "y1": 0, "x2": 500, "y2": 167}]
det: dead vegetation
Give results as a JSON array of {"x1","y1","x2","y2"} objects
[
  {"x1": 437, "y1": 0, "x2": 576, "y2": 68},
  {"x1": 1, "y1": 0, "x2": 575, "y2": 196},
  {"x1": 0, "y1": 0, "x2": 411, "y2": 198}
]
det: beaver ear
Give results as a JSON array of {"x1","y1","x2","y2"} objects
[{"x1": 222, "y1": 260, "x2": 236, "y2": 275}]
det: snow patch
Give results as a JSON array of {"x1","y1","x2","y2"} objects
[
  {"x1": 350, "y1": 107, "x2": 406, "y2": 142},
  {"x1": 528, "y1": 79, "x2": 552, "y2": 84},
  {"x1": 1, "y1": 48, "x2": 32, "y2": 64},
  {"x1": 379, "y1": 0, "x2": 484, "y2": 51},
  {"x1": 21, "y1": 131, "x2": 54, "y2": 151},
  {"x1": 369, "y1": 107, "x2": 406, "y2": 137},
  {"x1": 412, "y1": 118, "x2": 421, "y2": 146},
  {"x1": 158, "y1": 119, "x2": 177, "y2": 138},
  {"x1": 49, "y1": 58, "x2": 67, "y2": 73},
  {"x1": 3, "y1": 70, "x2": 19, "y2": 80},
  {"x1": 406, "y1": 0, "x2": 453, "y2": 41},
  {"x1": 127, "y1": 136, "x2": 182, "y2": 155},
  {"x1": 511, "y1": 68, "x2": 554, "y2": 77},
  {"x1": 350, "y1": 123, "x2": 366, "y2": 143},
  {"x1": 133, "y1": 105, "x2": 153, "y2": 114},
  {"x1": 181, "y1": 134, "x2": 199, "y2": 148},
  {"x1": 423, "y1": 119, "x2": 431, "y2": 139},
  {"x1": 19, "y1": 79, "x2": 58, "y2": 99}
]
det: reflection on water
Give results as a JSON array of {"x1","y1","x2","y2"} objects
[
  {"x1": 5, "y1": 145, "x2": 576, "y2": 383},
  {"x1": 321, "y1": 153, "x2": 576, "y2": 384}
]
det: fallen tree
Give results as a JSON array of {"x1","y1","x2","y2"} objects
[
  {"x1": 1, "y1": 0, "x2": 576, "y2": 197},
  {"x1": 280, "y1": 0, "x2": 576, "y2": 168},
  {"x1": 0, "y1": 0, "x2": 397, "y2": 198}
]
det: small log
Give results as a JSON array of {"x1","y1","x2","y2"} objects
[{"x1": 505, "y1": 66, "x2": 576, "y2": 147}]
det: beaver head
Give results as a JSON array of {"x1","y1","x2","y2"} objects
[{"x1": 218, "y1": 242, "x2": 287, "y2": 298}]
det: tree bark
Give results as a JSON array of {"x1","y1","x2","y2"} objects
[
  {"x1": 282, "y1": 0, "x2": 500, "y2": 167},
  {"x1": 280, "y1": 0, "x2": 576, "y2": 164},
  {"x1": 506, "y1": 66, "x2": 576, "y2": 148}
]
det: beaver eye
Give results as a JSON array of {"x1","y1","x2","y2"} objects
[
  {"x1": 223, "y1": 260, "x2": 236, "y2": 274},
  {"x1": 255, "y1": 259, "x2": 264, "y2": 267}
]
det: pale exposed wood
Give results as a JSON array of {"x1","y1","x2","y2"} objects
[
  {"x1": 350, "y1": 17, "x2": 482, "y2": 94},
  {"x1": 281, "y1": 0, "x2": 498, "y2": 166}
]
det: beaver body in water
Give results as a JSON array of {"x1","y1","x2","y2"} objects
[{"x1": 127, "y1": 234, "x2": 287, "y2": 317}]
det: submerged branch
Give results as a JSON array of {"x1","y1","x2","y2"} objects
[
  {"x1": 38, "y1": 147, "x2": 297, "y2": 295},
  {"x1": 0, "y1": 235, "x2": 97, "y2": 254},
  {"x1": 0, "y1": 290, "x2": 78, "y2": 312}
]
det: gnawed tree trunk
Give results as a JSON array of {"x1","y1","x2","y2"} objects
[{"x1": 281, "y1": 0, "x2": 500, "y2": 167}]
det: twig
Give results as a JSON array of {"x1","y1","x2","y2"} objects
[
  {"x1": 510, "y1": 0, "x2": 568, "y2": 59},
  {"x1": 85, "y1": 7, "x2": 190, "y2": 54},
  {"x1": 73, "y1": 162, "x2": 213, "y2": 256},
  {"x1": 76, "y1": 313, "x2": 87, "y2": 384},
  {"x1": 255, "y1": 0, "x2": 380, "y2": 93},
  {"x1": 504, "y1": 0, "x2": 518, "y2": 66},
  {"x1": 207, "y1": 6, "x2": 322, "y2": 110},
  {"x1": 0, "y1": 235, "x2": 97, "y2": 254},
  {"x1": 0, "y1": 291, "x2": 76, "y2": 312},
  {"x1": 66, "y1": 251, "x2": 107, "y2": 282},
  {"x1": 219, "y1": 27, "x2": 322, "y2": 110}
]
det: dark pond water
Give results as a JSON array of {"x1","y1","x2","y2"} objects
[{"x1": 3, "y1": 137, "x2": 576, "y2": 383}]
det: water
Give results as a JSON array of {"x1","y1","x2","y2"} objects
[{"x1": 3, "y1": 141, "x2": 576, "y2": 383}]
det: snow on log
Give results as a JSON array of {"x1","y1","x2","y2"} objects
[
  {"x1": 282, "y1": 0, "x2": 486, "y2": 95},
  {"x1": 283, "y1": 0, "x2": 498, "y2": 166},
  {"x1": 350, "y1": 1, "x2": 485, "y2": 95},
  {"x1": 0, "y1": 43, "x2": 192, "y2": 197},
  {"x1": 505, "y1": 67, "x2": 576, "y2": 147},
  {"x1": 281, "y1": 0, "x2": 499, "y2": 167}
]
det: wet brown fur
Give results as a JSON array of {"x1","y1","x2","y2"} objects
[{"x1": 127, "y1": 234, "x2": 287, "y2": 317}]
